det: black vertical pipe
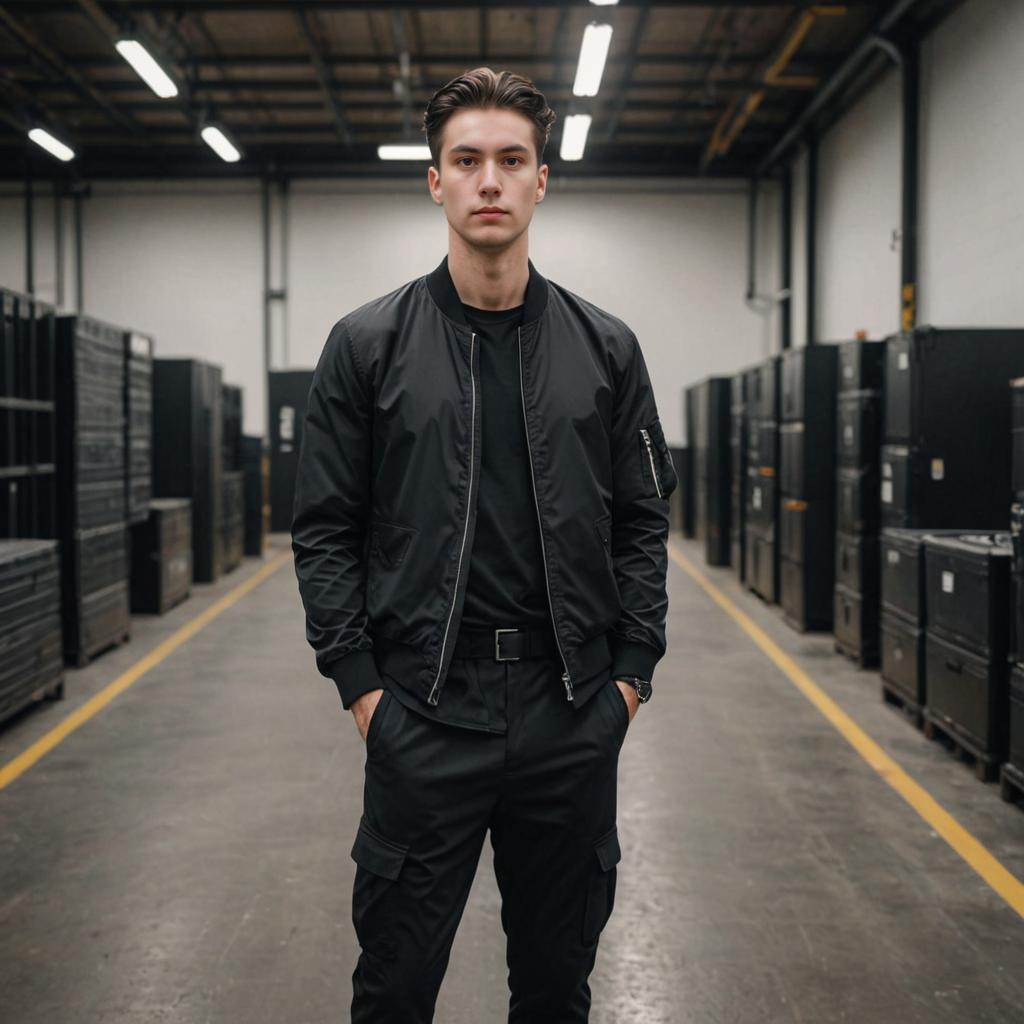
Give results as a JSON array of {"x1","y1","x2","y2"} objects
[
  {"x1": 24, "y1": 149, "x2": 34, "y2": 295},
  {"x1": 54, "y1": 182, "x2": 64, "y2": 308},
  {"x1": 73, "y1": 190, "x2": 83, "y2": 312},
  {"x1": 746, "y1": 177, "x2": 757, "y2": 302},
  {"x1": 262, "y1": 177, "x2": 272, "y2": 440},
  {"x1": 900, "y1": 37, "x2": 919, "y2": 333},
  {"x1": 781, "y1": 165, "x2": 792, "y2": 350},
  {"x1": 805, "y1": 134, "x2": 818, "y2": 346}
]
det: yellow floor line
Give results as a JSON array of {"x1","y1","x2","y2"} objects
[
  {"x1": 0, "y1": 547, "x2": 293, "y2": 792},
  {"x1": 668, "y1": 538, "x2": 1024, "y2": 920}
]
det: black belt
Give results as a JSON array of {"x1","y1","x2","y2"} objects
[{"x1": 452, "y1": 625, "x2": 558, "y2": 662}]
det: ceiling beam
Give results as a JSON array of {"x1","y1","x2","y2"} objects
[
  {"x1": 2, "y1": 1, "x2": 880, "y2": 12},
  {"x1": 0, "y1": 3, "x2": 146, "y2": 139},
  {"x1": 0, "y1": 50, "x2": 839, "y2": 72},
  {"x1": 294, "y1": 5, "x2": 354, "y2": 148}
]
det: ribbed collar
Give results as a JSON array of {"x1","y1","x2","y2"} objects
[{"x1": 425, "y1": 253, "x2": 549, "y2": 330}]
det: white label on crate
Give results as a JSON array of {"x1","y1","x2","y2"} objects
[
  {"x1": 129, "y1": 332, "x2": 150, "y2": 357},
  {"x1": 843, "y1": 425, "x2": 854, "y2": 446},
  {"x1": 843, "y1": 364, "x2": 854, "y2": 380},
  {"x1": 942, "y1": 570, "x2": 955, "y2": 594},
  {"x1": 279, "y1": 405, "x2": 295, "y2": 453},
  {"x1": 753, "y1": 487, "x2": 762, "y2": 510},
  {"x1": 931, "y1": 458, "x2": 945, "y2": 481},
  {"x1": 898, "y1": 352, "x2": 909, "y2": 370},
  {"x1": 882, "y1": 461, "x2": 893, "y2": 479},
  {"x1": 887, "y1": 550, "x2": 900, "y2": 565},
  {"x1": 881, "y1": 480, "x2": 893, "y2": 504}
]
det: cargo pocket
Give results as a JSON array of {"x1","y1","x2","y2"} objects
[
  {"x1": 350, "y1": 818, "x2": 409, "y2": 960},
  {"x1": 582, "y1": 824, "x2": 621, "y2": 947}
]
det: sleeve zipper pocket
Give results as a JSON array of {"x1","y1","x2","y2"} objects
[{"x1": 639, "y1": 427, "x2": 663, "y2": 498}]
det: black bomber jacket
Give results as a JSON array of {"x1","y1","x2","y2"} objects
[{"x1": 291, "y1": 254, "x2": 678, "y2": 711}]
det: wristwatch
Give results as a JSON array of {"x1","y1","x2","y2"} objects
[{"x1": 616, "y1": 675, "x2": 653, "y2": 703}]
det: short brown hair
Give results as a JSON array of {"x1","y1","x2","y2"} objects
[{"x1": 422, "y1": 67, "x2": 556, "y2": 169}]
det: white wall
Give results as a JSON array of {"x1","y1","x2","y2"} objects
[
  {"x1": 2, "y1": 177, "x2": 779, "y2": 446},
  {"x1": 919, "y1": 0, "x2": 1024, "y2": 326}
]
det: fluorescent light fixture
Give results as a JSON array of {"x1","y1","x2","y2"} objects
[
  {"x1": 573, "y1": 23, "x2": 613, "y2": 97},
  {"x1": 560, "y1": 114, "x2": 592, "y2": 162},
  {"x1": 201, "y1": 125, "x2": 241, "y2": 163},
  {"x1": 28, "y1": 128, "x2": 75, "y2": 162},
  {"x1": 589, "y1": 0, "x2": 620, "y2": 5},
  {"x1": 115, "y1": 40, "x2": 178, "y2": 99},
  {"x1": 378, "y1": 144, "x2": 432, "y2": 160}
]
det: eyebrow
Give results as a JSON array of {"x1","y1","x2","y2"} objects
[{"x1": 448, "y1": 144, "x2": 530, "y2": 156}]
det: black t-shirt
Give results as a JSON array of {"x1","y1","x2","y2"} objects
[{"x1": 458, "y1": 301, "x2": 551, "y2": 630}]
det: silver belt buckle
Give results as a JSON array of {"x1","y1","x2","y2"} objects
[{"x1": 494, "y1": 628, "x2": 521, "y2": 662}]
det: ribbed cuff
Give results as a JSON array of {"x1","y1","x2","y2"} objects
[
  {"x1": 328, "y1": 649, "x2": 386, "y2": 710},
  {"x1": 609, "y1": 638, "x2": 660, "y2": 683}
]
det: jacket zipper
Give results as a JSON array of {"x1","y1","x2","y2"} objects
[
  {"x1": 640, "y1": 427, "x2": 663, "y2": 498},
  {"x1": 518, "y1": 327, "x2": 574, "y2": 702},
  {"x1": 427, "y1": 330, "x2": 477, "y2": 706}
]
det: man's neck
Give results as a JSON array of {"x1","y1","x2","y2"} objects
[{"x1": 447, "y1": 235, "x2": 529, "y2": 311}]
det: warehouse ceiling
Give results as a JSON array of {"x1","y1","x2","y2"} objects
[{"x1": 0, "y1": 1, "x2": 960, "y2": 182}]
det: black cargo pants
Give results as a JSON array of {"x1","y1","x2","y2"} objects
[{"x1": 349, "y1": 651, "x2": 629, "y2": 1023}]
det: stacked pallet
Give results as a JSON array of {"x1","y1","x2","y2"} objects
[
  {"x1": 55, "y1": 315, "x2": 131, "y2": 666},
  {"x1": 833, "y1": 340, "x2": 886, "y2": 664},
  {"x1": 1, "y1": 289, "x2": 57, "y2": 539},
  {"x1": 0, "y1": 540, "x2": 64, "y2": 725},
  {"x1": 729, "y1": 370, "x2": 751, "y2": 582},
  {"x1": 222, "y1": 471, "x2": 245, "y2": 573},
  {"x1": 921, "y1": 534, "x2": 1012, "y2": 782},
  {"x1": 130, "y1": 499, "x2": 192, "y2": 614},
  {"x1": 778, "y1": 346, "x2": 838, "y2": 631},
  {"x1": 153, "y1": 359, "x2": 224, "y2": 583},
  {"x1": 746, "y1": 356, "x2": 781, "y2": 602},
  {"x1": 1002, "y1": 382, "x2": 1024, "y2": 802},
  {"x1": 241, "y1": 435, "x2": 269, "y2": 557},
  {"x1": 123, "y1": 331, "x2": 153, "y2": 525}
]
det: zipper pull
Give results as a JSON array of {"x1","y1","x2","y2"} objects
[
  {"x1": 562, "y1": 671, "x2": 574, "y2": 702},
  {"x1": 427, "y1": 681, "x2": 440, "y2": 706}
]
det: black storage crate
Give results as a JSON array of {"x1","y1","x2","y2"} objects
[
  {"x1": 836, "y1": 390, "x2": 882, "y2": 468},
  {"x1": 881, "y1": 527, "x2": 965, "y2": 626},
  {"x1": 130, "y1": 498, "x2": 192, "y2": 614},
  {"x1": 923, "y1": 533, "x2": 1011, "y2": 662},
  {"x1": 838, "y1": 339, "x2": 885, "y2": 393},
  {"x1": 748, "y1": 419, "x2": 778, "y2": 472},
  {"x1": 1, "y1": 290, "x2": 58, "y2": 540},
  {"x1": 54, "y1": 315, "x2": 130, "y2": 664},
  {"x1": 269, "y1": 370, "x2": 313, "y2": 533},
  {"x1": 241, "y1": 435, "x2": 269, "y2": 557},
  {"x1": 222, "y1": 383, "x2": 243, "y2": 473},
  {"x1": 781, "y1": 423, "x2": 836, "y2": 501},
  {"x1": 747, "y1": 470, "x2": 777, "y2": 532},
  {"x1": 884, "y1": 327, "x2": 1024, "y2": 527},
  {"x1": 780, "y1": 498, "x2": 833, "y2": 566},
  {"x1": 834, "y1": 584, "x2": 879, "y2": 663},
  {"x1": 153, "y1": 359, "x2": 224, "y2": 583},
  {"x1": 781, "y1": 345, "x2": 838, "y2": 425},
  {"x1": 693, "y1": 377, "x2": 732, "y2": 566},
  {"x1": 781, "y1": 555, "x2": 833, "y2": 631},
  {"x1": 835, "y1": 464, "x2": 876, "y2": 536},
  {"x1": 746, "y1": 526, "x2": 777, "y2": 603},
  {"x1": 835, "y1": 532, "x2": 879, "y2": 596},
  {"x1": 1012, "y1": 378, "x2": 1024, "y2": 498},
  {"x1": 0, "y1": 539, "x2": 64, "y2": 724},
  {"x1": 881, "y1": 610, "x2": 925, "y2": 709},
  {"x1": 1008, "y1": 667, "x2": 1024, "y2": 780},
  {"x1": 748, "y1": 355, "x2": 780, "y2": 422},
  {"x1": 924, "y1": 631, "x2": 1008, "y2": 770},
  {"x1": 123, "y1": 331, "x2": 153, "y2": 525},
  {"x1": 222, "y1": 470, "x2": 245, "y2": 573}
]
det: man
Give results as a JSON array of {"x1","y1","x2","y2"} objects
[{"x1": 292, "y1": 67, "x2": 677, "y2": 1023}]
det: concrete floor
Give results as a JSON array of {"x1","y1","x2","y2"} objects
[{"x1": 1, "y1": 531, "x2": 1023, "y2": 1023}]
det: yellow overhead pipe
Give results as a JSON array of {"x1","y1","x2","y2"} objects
[{"x1": 703, "y1": 5, "x2": 847, "y2": 167}]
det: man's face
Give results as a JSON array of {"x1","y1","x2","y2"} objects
[{"x1": 427, "y1": 107, "x2": 548, "y2": 252}]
